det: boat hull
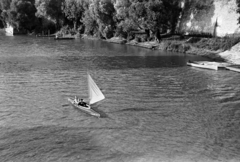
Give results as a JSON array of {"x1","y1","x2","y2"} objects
[
  {"x1": 54, "y1": 37, "x2": 75, "y2": 40},
  {"x1": 225, "y1": 66, "x2": 240, "y2": 73},
  {"x1": 187, "y1": 62, "x2": 218, "y2": 70},
  {"x1": 68, "y1": 98, "x2": 100, "y2": 117}
]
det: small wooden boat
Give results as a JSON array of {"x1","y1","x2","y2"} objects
[
  {"x1": 37, "y1": 35, "x2": 55, "y2": 37},
  {"x1": 68, "y1": 98, "x2": 100, "y2": 117},
  {"x1": 195, "y1": 61, "x2": 231, "y2": 68},
  {"x1": 187, "y1": 61, "x2": 218, "y2": 70},
  {"x1": 68, "y1": 73, "x2": 105, "y2": 117},
  {"x1": 225, "y1": 66, "x2": 240, "y2": 73}
]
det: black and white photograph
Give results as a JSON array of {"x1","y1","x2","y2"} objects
[{"x1": 0, "y1": 0, "x2": 240, "y2": 161}]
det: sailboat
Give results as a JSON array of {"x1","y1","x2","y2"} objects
[{"x1": 68, "y1": 73, "x2": 105, "y2": 117}]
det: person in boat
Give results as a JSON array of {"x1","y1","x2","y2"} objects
[{"x1": 78, "y1": 99, "x2": 87, "y2": 107}]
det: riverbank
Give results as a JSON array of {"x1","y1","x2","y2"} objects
[
  {"x1": 218, "y1": 42, "x2": 240, "y2": 64},
  {"x1": 99, "y1": 36, "x2": 240, "y2": 65}
]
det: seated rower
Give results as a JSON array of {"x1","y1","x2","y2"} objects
[{"x1": 78, "y1": 99, "x2": 87, "y2": 107}]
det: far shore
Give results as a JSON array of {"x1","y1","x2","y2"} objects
[
  {"x1": 100, "y1": 36, "x2": 240, "y2": 65},
  {"x1": 4, "y1": 30, "x2": 240, "y2": 65}
]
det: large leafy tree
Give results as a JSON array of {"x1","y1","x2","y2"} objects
[
  {"x1": 114, "y1": 0, "x2": 131, "y2": 21},
  {"x1": 162, "y1": 0, "x2": 181, "y2": 34},
  {"x1": 0, "y1": 0, "x2": 12, "y2": 27},
  {"x1": 35, "y1": 0, "x2": 65, "y2": 29},
  {"x1": 144, "y1": 0, "x2": 166, "y2": 40},
  {"x1": 63, "y1": 0, "x2": 86, "y2": 30},
  {"x1": 128, "y1": 0, "x2": 146, "y2": 29},
  {"x1": 82, "y1": 8, "x2": 98, "y2": 35},
  {"x1": 115, "y1": 0, "x2": 181, "y2": 41},
  {"x1": 113, "y1": 0, "x2": 136, "y2": 37},
  {"x1": 81, "y1": 0, "x2": 97, "y2": 35},
  {"x1": 7, "y1": 0, "x2": 37, "y2": 31},
  {"x1": 127, "y1": 0, "x2": 164, "y2": 41},
  {"x1": 0, "y1": 0, "x2": 11, "y2": 10},
  {"x1": 82, "y1": 0, "x2": 116, "y2": 38}
]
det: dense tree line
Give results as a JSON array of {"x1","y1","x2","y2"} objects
[
  {"x1": 237, "y1": 0, "x2": 240, "y2": 24},
  {"x1": 0, "y1": 0, "x2": 186, "y2": 40}
]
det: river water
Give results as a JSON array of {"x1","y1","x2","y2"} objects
[{"x1": 0, "y1": 32, "x2": 240, "y2": 162}]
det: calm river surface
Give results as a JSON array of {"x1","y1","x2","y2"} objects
[{"x1": 0, "y1": 32, "x2": 240, "y2": 162}]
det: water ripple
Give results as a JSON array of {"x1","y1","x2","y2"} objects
[{"x1": 0, "y1": 34, "x2": 239, "y2": 162}]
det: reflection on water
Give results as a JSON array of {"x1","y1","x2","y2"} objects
[{"x1": 0, "y1": 33, "x2": 240, "y2": 162}]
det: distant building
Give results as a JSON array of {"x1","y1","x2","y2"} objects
[
  {"x1": 5, "y1": 23, "x2": 14, "y2": 36},
  {"x1": 4, "y1": 22, "x2": 28, "y2": 35}
]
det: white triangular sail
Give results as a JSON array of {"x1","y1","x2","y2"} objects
[{"x1": 88, "y1": 74, "x2": 105, "y2": 105}]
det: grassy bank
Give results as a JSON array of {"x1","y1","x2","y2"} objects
[{"x1": 160, "y1": 36, "x2": 240, "y2": 62}]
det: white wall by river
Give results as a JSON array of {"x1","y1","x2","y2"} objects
[
  {"x1": 179, "y1": 0, "x2": 240, "y2": 37},
  {"x1": 213, "y1": 0, "x2": 240, "y2": 36}
]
